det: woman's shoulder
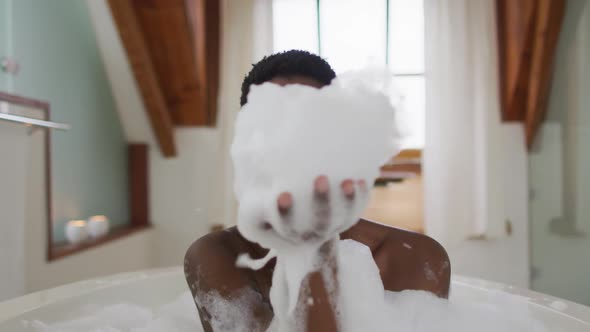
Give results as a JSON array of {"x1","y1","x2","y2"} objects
[
  {"x1": 345, "y1": 219, "x2": 447, "y2": 255},
  {"x1": 184, "y1": 227, "x2": 257, "y2": 271},
  {"x1": 184, "y1": 227, "x2": 270, "y2": 297},
  {"x1": 344, "y1": 219, "x2": 451, "y2": 297}
]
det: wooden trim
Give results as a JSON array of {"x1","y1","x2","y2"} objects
[
  {"x1": 496, "y1": 0, "x2": 537, "y2": 122},
  {"x1": 395, "y1": 149, "x2": 422, "y2": 160},
  {"x1": 107, "y1": 0, "x2": 177, "y2": 157},
  {"x1": 47, "y1": 143, "x2": 152, "y2": 261},
  {"x1": 45, "y1": 109, "x2": 53, "y2": 262},
  {"x1": 380, "y1": 149, "x2": 423, "y2": 178},
  {"x1": 0, "y1": 91, "x2": 50, "y2": 109},
  {"x1": 185, "y1": 0, "x2": 221, "y2": 126},
  {"x1": 49, "y1": 224, "x2": 151, "y2": 261},
  {"x1": 185, "y1": 0, "x2": 208, "y2": 126},
  {"x1": 203, "y1": 0, "x2": 220, "y2": 126},
  {"x1": 495, "y1": 0, "x2": 566, "y2": 148},
  {"x1": 524, "y1": 0, "x2": 566, "y2": 148},
  {"x1": 495, "y1": 0, "x2": 508, "y2": 119},
  {"x1": 381, "y1": 163, "x2": 421, "y2": 175},
  {"x1": 0, "y1": 92, "x2": 53, "y2": 262},
  {"x1": 129, "y1": 144, "x2": 150, "y2": 227}
]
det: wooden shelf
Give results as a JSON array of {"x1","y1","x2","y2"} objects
[{"x1": 49, "y1": 224, "x2": 151, "y2": 261}]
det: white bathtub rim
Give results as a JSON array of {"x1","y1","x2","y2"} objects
[
  {"x1": 0, "y1": 267, "x2": 182, "y2": 322},
  {"x1": 1, "y1": 268, "x2": 589, "y2": 326},
  {"x1": 452, "y1": 275, "x2": 590, "y2": 326}
]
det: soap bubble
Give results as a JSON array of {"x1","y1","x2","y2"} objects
[{"x1": 232, "y1": 67, "x2": 403, "y2": 250}]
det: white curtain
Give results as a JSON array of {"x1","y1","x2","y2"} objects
[
  {"x1": 423, "y1": 0, "x2": 506, "y2": 248},
  {"x1": 214, "y1": 0, "x2": 274, "y2": 227},
  {"x1": 0, "y1": 122, "x2": 28, "y2": 301}
]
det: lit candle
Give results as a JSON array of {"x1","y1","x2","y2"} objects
[
  {"x1": 65, "y1": 220, "x2": 89, "y2": 244},
  {"x1": 87, "y1": 215, "x2": 110, "y2": 238}
]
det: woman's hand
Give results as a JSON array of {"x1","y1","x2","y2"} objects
[{"x1": 260, "y1": 175, "x2": 368, "y2": 243}]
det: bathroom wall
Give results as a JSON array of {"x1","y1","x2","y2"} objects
[
  {"x1": 446, "y1": 124, "x2": 530, "y2": 288},
  {"x1": 529, "y1": 0, "x2": 590, "y2": 305},
  {"x1": 0, "y1": 0, "x2": 10, "y2": 90},
  {"x1": 0, "y1": 0, "x2": 155, "y2": 295},
  {"x1": 0, "y1": 122, "x2": 28, "y2": 301},
  {"x1": 25, "y1": 129, "x2": 153, "y2": 292},
  {"x1": 87, "y1": 0, "x2": 258, "y2": 267},
  {"x1": 10, "y1": 0, "x2": 129, "y2": 243}
]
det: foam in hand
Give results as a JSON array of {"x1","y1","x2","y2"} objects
[
  {"x1": 232, "y1": 68, "x2": 402, "y2": 246},
  {"x1": 231, "y1": 68, "x2": 403, "y2": 328}
]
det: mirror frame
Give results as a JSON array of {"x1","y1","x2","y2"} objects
[{"x1": 0, "y1": 91, "x2": 53, "y2": 261}]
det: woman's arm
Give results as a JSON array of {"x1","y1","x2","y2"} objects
[
  {"x1": 184, "y1": 231, "x2": 274, "y2": 332},
  {"x1": 305, "y1": 270, "x2": 339, "y2": 331},
  {"x1": 302, "y1": 241, "x2": 340, "y2": 332},
  {"x1": 185, "y1": 175, "x2": 363, "y2": 331},
  {"x1": 185, "y1": 232, "x2": 341, "y2": 332}
]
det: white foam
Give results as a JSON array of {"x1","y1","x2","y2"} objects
[
  {"x1": 232, "y1": 69, "x2": 402, "y2": 328},
  {"x1": 24, "y1": 252, "x2": 547, "y2": 332},
  {"x1": 335, "y1": 239, "x2": 547, "y2": 332},
  {"x1": 27, "y1": 291, "x2": 201, "y2": 332},
  {"x1": 550, "y1": 301, "x2": 568, "y2": 311},
  {"x1": 194, "y1": 288, "x2": 265, "y2": 332},
  {"x1": 232, "y1": 68, "x2": 402, "y2": 249}
]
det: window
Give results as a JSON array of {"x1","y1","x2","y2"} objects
[{"x1": 272, "y1": 0, "x2": 425, "y2": 149}]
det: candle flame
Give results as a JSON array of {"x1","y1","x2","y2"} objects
[
  {"x1": 69, "y1": 220, "x2": 87, "y2": 227},
  {"x1": 89, "y1": 215, "x2": 108, "y2": 222}
]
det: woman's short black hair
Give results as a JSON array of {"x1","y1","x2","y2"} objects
[{"x1": 240, "y1": 50, "x2": 336, "y2": 106}]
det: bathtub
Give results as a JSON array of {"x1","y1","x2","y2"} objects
[{"x1": 0, "y1": 267, "x2": 589, "y2": 331}]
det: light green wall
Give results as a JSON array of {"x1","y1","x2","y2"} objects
[
  {"x1": 0, "y1": 0, "x2": 11, "y2": 90},
  {"x1": 5, "y1": 0, "x2": 128, "y2": 243},
  {"x1": 529, "y1": 0, "x2": 590, "y2": 305}
]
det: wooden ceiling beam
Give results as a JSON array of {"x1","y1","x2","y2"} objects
[
  {"x1": 108, "y1": 0, "x2": 177, "y2": 157},
  {"x1": 496, "y1": 0, "x2": 566, "y2": 149},
  {"x1": 524, "y1": 0, "x2": 566, "y2": 149},
  {"x1": 130, "y1": 0, "x2": 220, "y2": 127},
  {"x1": 496, "y1": 0, "x2": 536, "y2": 122},
  {"x1": 186, "y1": 0, "x2": 220, "y2": 126}
]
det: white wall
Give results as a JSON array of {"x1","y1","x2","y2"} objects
[
  {"x1": 446, "y1": 125, "x2": 530, "y2": 288},
  {"x1": 0, "y1": 122, "x2": 28, "y2": 301},
  {"x1": 150, "y1": 129, "x2": 223, "y2": 265}
]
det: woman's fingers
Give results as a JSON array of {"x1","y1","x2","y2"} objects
[
  {"x1": 277, "y1": 192, "x2": 293, "y2": 216},
  {"x1": 314, "y1": 175, "x2": 330, "y2": 200},
  {"x1": 273, "y1": 176, "x2": 369, "y2": 243},
  {"x1": 341, "y1": 179, "x2": 355, "y2": 200},
  {"x1": 357, "y1": 179, "x2": 368, "y2": 193},
  {"x1": 313, "y1": 176, "x2": 331, "y2": 233}
]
